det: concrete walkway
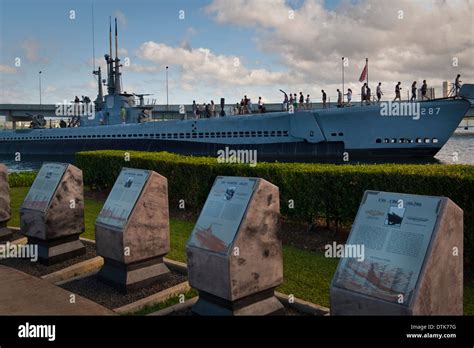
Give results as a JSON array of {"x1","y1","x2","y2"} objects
[{"x1": 0, "y1": 265, "x2": 114, "y2": 315}]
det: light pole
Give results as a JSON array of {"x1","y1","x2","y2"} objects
[
  {"x1": 39, "y1": 71, "x2": 42, "y2": 105},
  {"x1": 166, "y1": 66, "x2": 169, "y2": 112}
]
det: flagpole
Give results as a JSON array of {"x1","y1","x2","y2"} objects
[
  {"x1": 366, "y1": 57, "x2": 368, "y2": 89},
  {"x1": 342, "y1": 57, "x2": 345, "y2": 104}
]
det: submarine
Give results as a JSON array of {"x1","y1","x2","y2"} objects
[{"x1": 1, "y1": 19, "x2": 473, "y2": 162}]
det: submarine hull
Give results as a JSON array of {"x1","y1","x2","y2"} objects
[
  {"x1": 0, "y1": 137, "x2": 439, "y2": 162},
  {"x1": 0, "y1": 95, "x2": 470, "y2": 163}
]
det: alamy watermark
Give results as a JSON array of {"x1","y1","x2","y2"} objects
[
  {"x1": 324, "y1": 242, "x2": 365, "y2": 262},
  {"x1": 18, "y1": 322, "x2": 55, "y2": 341},
  {"x1": 55, "y1": 100, "x2": 95, "y2": 119},
  {"x1": 217, "y1": 146, "x2": 258, "y2": 167},
  {"x1": 0, "y1": 242, "x2": 38, "y2": 262},
  {"x1": 380, "y1": 102, "x2": 440, "y2": 120}
]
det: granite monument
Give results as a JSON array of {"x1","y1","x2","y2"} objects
[
  {"x1": 95, "y1": 167, "x2": 170, "y2": 292},
  {"x1": 330, "y1": 190, "x2": 463, "y2": 315},
  {"x1": 20, "y1": 163, "x2": 85, "y2": 265},
  {"x1": 0, "y1": 164, "x2": 12, "y2": 241},
  {"x1": 187, "y1": 176, "x2": 284, "y2": 315}
]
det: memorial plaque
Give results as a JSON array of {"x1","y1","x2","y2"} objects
[
  {"x1": 96, "y1": 168, "x2": 150, "y2": 230},
  {"x1": 0, "y1": 164, "x2": 12, "y2": 241},
  {"x1": 20, "y1": 163, "x2": 85, "y2": 265},
  {"x1": 95, "y1": 168, "x2": 170, "y2": 292},
  {"x1": 187, "y1": 177, "x2": 256, "y2": 254},
  {"x1": 187, "y1": 176, "x2": 284, "y2": 316},
  {"x1": 330, "y1": 190, "x2": 463, "y2": 315},
  {"x1": 22, "y1": 163, "x2": 67, "y2": 212}
]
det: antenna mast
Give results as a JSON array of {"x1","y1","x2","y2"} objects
[
  {"x1": 109, "y1": 16, "x2": 113, "y2": 59},
  {"x1": 105, "y1": 16, "x2": 115, "y2": 95},
  {"x1": 114, "y1": 18, "x2": 122, "y2": 94},
  {"x1": 91, "y1": 4, "x2": 96, "y2": 72}
]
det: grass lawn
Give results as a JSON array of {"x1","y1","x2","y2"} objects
[{"x1": 8, "y1": 187, "x2": 474, "y2": 314}]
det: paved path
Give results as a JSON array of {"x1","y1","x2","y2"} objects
[{"x1": 0, "y1": 265, "x2": 114, "y2": 315}]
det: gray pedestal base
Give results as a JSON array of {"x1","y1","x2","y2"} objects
[
  {"x1": 192, "y1": 288, "x2": 284, "y2": 316},
  {"x1": 28, "y1": 234, "x2": 85, "y2": 265},
  {"x1": 0, "y1": 226, "x2": 12, "y2": 242},
  {"x1": 98, "y1": 256, "x2": 170, "y2": 293}
]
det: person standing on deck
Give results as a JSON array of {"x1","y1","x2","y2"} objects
[
  {"x1": 258, "y1": 97, "x2": 264, "y2": 113},
  {"x1": 299, "y1": 92, "x2": 304, "y2": 110},
  {"x1": 366, "y1": 86, "x2": 371, "y2": 105},
  {"x1": 455, "y1": 74, "x2": 462, "y2": 97},
  {"x1": 321, "y1": 90, "x2": 327, "y2": 108},
  {"x1": 421, "y1": 80, "x2": 429, "y2": 100},
  {"x1": 345, "y1": 89, "x2": 352, "y2": 106},
  {"x1": 192, "y1": 100, "x2": 198, "y2": 118},
  {"x1": 411, "y1": 81, "x2": 417, "y2": 101},
  {"x1": 306, "y1": 94, "x2": 310, "y2": 109},
  {"x1": 376, "y1": 82, "x2": 383, "y2": 102},
  {"x1": 394, "y1": 82, "x2": 402, "y2": 101},
  {"x1": 293, "y1": 94, "x2": 298, "y2": 111},
  {"x1": 337, "y1": 89, "x2": 343, "y2": 107},
  {"x1": 247, "y1": 97, "x2": 253, "y2": 114},
  {"x1": 361, "y1": 83, "x2": 367, "y2": 105},
  {"x1": 280, "y1": 90, "x2": 289, "y2": 111},
  {"x1": 210, "y1": 100, "x2": 216, "y2": 117},
  {"x1": 243, "y1": 95, "x2": 250, "y2": 114}
]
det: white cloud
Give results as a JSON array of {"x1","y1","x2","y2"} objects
[
  {"x1": 125, "y1": 64, "x2": 162, "y2": 73},
  {"x1": 205, "y1": 0, "x2": 474, "y2": 98},
  {"x1": 137, "y1": 41, "x2": 298, "y2": 87},
  {"x1": 0, "y1": 65, "x2": 17, "y2": 74},
  {"x1": 118, "y1": 47, "x2": 128, "y2": 56},
  {"x1": 21, "y1": 38, "x2": 40, "y2": 62}
]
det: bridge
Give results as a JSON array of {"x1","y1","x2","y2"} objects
[{"x1": 1, "y1": 101, "x2": 473, "y2": 130}]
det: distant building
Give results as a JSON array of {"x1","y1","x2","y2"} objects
[{"x1": 443, "y1": 81, "x2": 449, "y2": 98}]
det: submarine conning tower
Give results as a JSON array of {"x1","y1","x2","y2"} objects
[{"x1": 81, "y1": 17, "x2": 151, "y2": 127}]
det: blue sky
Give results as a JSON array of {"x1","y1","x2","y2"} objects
[{"x1": 0, "y1": 0, "x2": 472, "y2": 104}]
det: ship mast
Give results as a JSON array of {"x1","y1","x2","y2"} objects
[
  {"x1": 105, "y1": 17, "x2": 115, "y2": 95},
  {"x1": 114, "y1": 18, "x2": 122, "y2": 94},
  {"x1": 91, "y1": 5, "x2": 103, "y2": 107},
  {"x1": 93, "y1": 66, "x2": 103, "y2": 105}
]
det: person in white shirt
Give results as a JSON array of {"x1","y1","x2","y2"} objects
[
  {"x1": 210, "y1": 100, "x2": 216, "y2": 117},
  {"x1": 345, "y1": 89, "x2": 352, "y2": 106}
]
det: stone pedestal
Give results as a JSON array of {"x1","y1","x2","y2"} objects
[
  {"x1": 95, "y1": 168, "x2": 170, "y2": 293},
  {"x1": 330, "y1": 191, "x2": 463, "y2": 315},
  {"x1": 0, "y1": 164, "x2": 12, "y2": 242},
  {"x1": 187, "y1": 176, "x2": 284, "y2": 316},
  {"x1": 0, "y1": 225, "x2": 12, "y2": 242},
  {"x1": 20, "y1": 163, "x2": 85, "y2": 265}
]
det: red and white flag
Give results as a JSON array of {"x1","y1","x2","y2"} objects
[{"x1": 359, "y1": 62, "x2": 367, "y2": 83}]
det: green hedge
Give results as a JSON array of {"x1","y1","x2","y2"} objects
[
  {"x1": 76, "y1": 150, "x2": 474, "y2": 261},
  {"x1": 8, "y1": 171, "x2": 37, "y2": 188}
]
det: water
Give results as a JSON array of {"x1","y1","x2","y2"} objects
[
  {"x1": 0, "y1": 155, "x2": 75, "y2": 173},
  {"x1": 0, "y1": 133, "x2": 472, "y2": 172},
  {"x1": 434, "y1": 132, "x2": 474, "y2": 164}
]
